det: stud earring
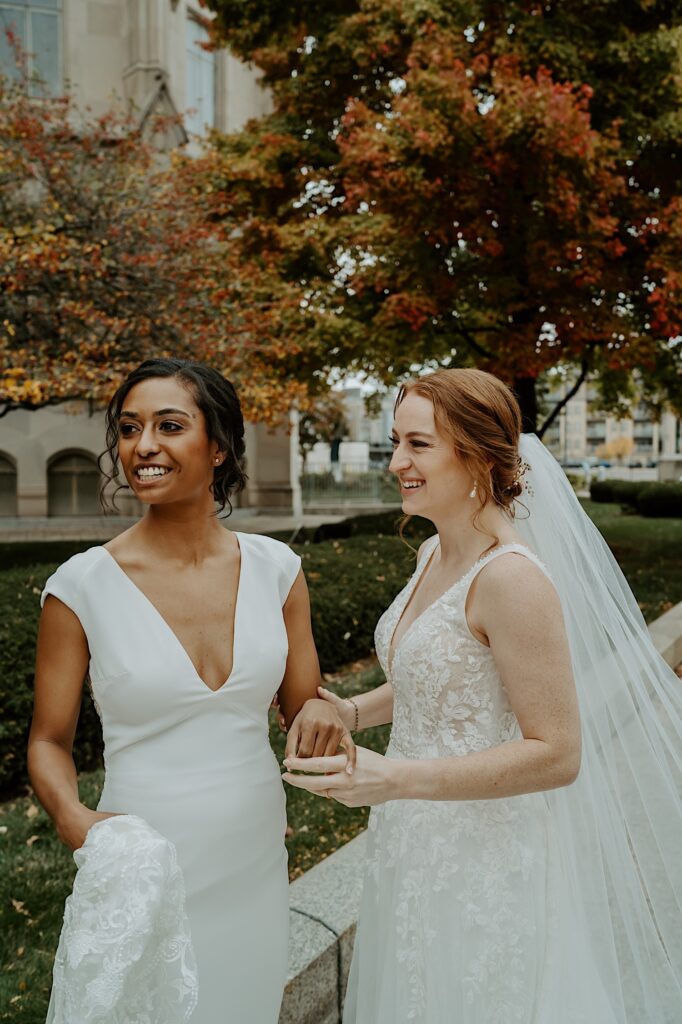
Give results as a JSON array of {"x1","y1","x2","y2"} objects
[
  {"x1": 215, "y1": 458, "x2": 221, "y2": 465},
  {"x1": 469, "y1": 482, "x2": 477, "y2": 499}
]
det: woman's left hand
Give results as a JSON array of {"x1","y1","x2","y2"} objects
[
  {"x1": 282, "y1": 746, "x2": 397, "y2": 807},
  {"x1": 284, "y1": 699, "x2": 356, "y2": 773}
]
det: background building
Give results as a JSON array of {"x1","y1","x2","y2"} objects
[
  {"x1": 0, "y1": 0, "x2": 296, "y2": 517},
  {"x1": 543, "y1": 380, "x2": 680, "y2": 467}
]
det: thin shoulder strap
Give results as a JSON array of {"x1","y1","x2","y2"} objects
[
  {"x1": 465, "y1": 542, "x2": 553, "y2": 594},
  {"x1": 416, "y1": 534, "x2": 440, "y2": 570}
]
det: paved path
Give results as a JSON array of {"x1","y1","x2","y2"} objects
[{"x1": 0, "y1": 510, "x2": 348, "y2": 543}]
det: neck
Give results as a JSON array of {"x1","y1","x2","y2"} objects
[
  {"x1": 431, "y1": 503, "x2": 512, "y2": 567},
  {"x1": 134, "y1": 499, "x2": 230, "y2": 565}
]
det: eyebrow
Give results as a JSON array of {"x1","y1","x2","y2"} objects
[
  {"x1": 391, "y1": 430, "x2": 435, "y2": 439},
  {"x1": 119, "y1": 408, "x2": 194, "y2": 420}
]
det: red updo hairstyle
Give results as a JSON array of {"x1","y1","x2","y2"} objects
[{"x1": 395, "y1": 368, "x2": 525, "y2": 521}]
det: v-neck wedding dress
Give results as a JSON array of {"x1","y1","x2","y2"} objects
[
  {"x1": 343, "y1": 536, "x2": 616, "y2": 1024},
  {"x1": 41, "y1": 532, "x2": 301, "y2": 1023}
]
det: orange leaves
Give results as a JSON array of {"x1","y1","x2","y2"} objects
[{"x1": 0, "y1": 68, "x2": 318, "y2": 424}]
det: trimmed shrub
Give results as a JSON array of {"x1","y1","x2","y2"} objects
[
  {"x1": 0, "y1": 563, "x2": 103, "y2": 799},
  {"x1": 590, "y1": 479, "x2": 651, "y2": 509},
  {"x1": 637, "y1": 483, "x2": 682, "y2": 518},
  {"x1": 609, "y1": 480, "x2": 647, "y2": 508},
  {"x1": 0, "y1": 541, "x2": 97, "y2": 572},
  {"x1": 589, "y1": 480, "x2": 617, "y2": 503}
]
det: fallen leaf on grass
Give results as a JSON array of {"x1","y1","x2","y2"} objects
[
  {"x1": 25, "y1": 804, "x2": 39, "y2": 820},
  {"x1": 10, "y1": 899, "x2": 30, "y2": 917},
  {"x1": 26, "y1": 835, "x2": 40, "y2": 847}
]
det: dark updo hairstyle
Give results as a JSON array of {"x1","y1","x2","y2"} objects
[{"x1": 99, "y1": 358, "x2": 247, "y2": 516}]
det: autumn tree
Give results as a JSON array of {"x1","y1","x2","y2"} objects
[
  {"x1": 0, "y1": 52, "x2": 307, "y2": 423},
  {"x1": 204, "y1": 0, "x2": 682, "y2": 431},
  {"x1": 597, "y1": 436, "x2": 636, "y2": 463}
]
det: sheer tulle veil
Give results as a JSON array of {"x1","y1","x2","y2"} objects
[{"x1": 514, "y1": 434, "x2": 681, "y2": 1021}]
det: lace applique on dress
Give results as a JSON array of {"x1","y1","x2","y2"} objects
[
  {"x1": 346, "y1": 541, "x2": 556, "y2": 1023},
  {"x1": 47, "y1": 815, "x2": 198, "y2": 1024}
]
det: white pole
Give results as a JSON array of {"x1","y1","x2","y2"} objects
[{"x1": 289, "y1": 406, "x2": 303, "y2": 520}]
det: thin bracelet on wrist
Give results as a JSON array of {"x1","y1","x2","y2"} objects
[{"x1": 346, "y1": 697, "x2": 359, "y2": 732}]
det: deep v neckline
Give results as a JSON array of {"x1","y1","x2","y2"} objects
[
  {"x1": 99, "y1": 534, "x2": 244, "y2": 694},
  {"x1": 387, "y1": 537, "x2": 509, "y2": 677},
  {"x1": 387, "y1": 537, "x2": 440, "y2": 677}
]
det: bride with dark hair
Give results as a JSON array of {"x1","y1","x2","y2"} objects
[
  {"x1": 285, "y1": 368, "x2": 682, "y2": 1024},
  {"x1": 29, "y1": 358, "x2": 355, "y2": 1024}
]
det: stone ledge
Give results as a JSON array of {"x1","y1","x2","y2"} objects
[
  {"x1": 278, "y1": 601, "x2": 682, "y2": 1024},
  {"x1": 279, "y1": 832, "x2": 366, "y2": 1024}
]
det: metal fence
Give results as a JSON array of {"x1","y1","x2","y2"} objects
[{"x1": 300, "y1": 463, "x2": 398, "y2": 507}]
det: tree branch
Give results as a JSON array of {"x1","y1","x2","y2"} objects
[
  {"x1": 0, "y1": 395, "x2": 75, "y2": 419},
  {"x1": 453, "y1": 323, "x2": 495, "y2": 359},
  {"x1": 537, "y1": 352, "x2": 593, "y2": 439}
]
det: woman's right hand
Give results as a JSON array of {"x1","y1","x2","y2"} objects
[
  {"x1": 56, "y1": 805, "x2": 119, "y2": 852},
  {"x1": 317, "y1": 686, "x2": 356, "y2": 732}
]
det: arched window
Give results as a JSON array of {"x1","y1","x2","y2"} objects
[
  {"x1": 47, "y1": 452, "x2": 100, "y2": 516},
  {"x1": 0, "y1": 453, "x2": 18, "y2": 516}
]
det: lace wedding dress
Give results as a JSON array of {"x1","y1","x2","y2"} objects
[
  {"x1": 42, "y1": 533, "x2": 300, "y2": 1024},
  {"x1": 343, "y1": 537, "x2": 618, "y2": 1024}
]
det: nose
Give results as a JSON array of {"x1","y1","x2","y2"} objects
[
  {"x1": 134, "y1": 423, "x2": 160, "y2": 458},
  {"x1": 389, "y1": 445, "x2": 411, "y2": 475}
]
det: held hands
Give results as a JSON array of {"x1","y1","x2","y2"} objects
[
  {"x1": 284, "y1": 698, "x2": 357, "y2": 774},
  {"x1": 282, "y1": 746, "x2": 398, "y2": 807}
]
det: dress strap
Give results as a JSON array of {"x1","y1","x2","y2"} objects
[
  {"x1": 416, "y1": 534, "x2": 440, "y2": 570},
  {"x1": 464, "y1": 542, "x2": 553, "y2": 596}
]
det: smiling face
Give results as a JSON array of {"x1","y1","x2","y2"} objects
[
  {"x1": 117, "y1": 376, "x2": 223, "y2": 508},
  {"x1": 389, "y1": 391, "x2": 473, "y2": 519}
]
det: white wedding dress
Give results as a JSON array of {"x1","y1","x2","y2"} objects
[
  {"x1": 344, "y1": 537, "x2": 618, "y2": 1024},
  {"x1": 42, "y1": 532, "x2": 300, "y2": 1024}
]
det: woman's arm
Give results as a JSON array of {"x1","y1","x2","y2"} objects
[
  {"x1": 317, "y1": 681, "x2": 394, "y2": 731},
  {"x1": 283, "y1": 556, "x2": 581, "y2": 805},
  {"x1": 279, "y1": 571, "x2": 356, "y2": 768},
  {"x1": 28, "y1": 597, "x2": 114, "y2": 850}
]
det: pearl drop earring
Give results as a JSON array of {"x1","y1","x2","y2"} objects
[{"x1": 469, "y1": 482, "x2": 477, "y2": 499}]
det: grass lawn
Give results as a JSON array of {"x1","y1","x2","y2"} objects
[
  {"x1": 1, "y1": 500, "x2": 680, "y2": 1019},
  {"x1": 580, "y1": 500, "x2": 682, "y2": 621}
]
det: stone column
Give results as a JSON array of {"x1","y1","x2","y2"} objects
[
  {"x1": 243, "y1": 422, "x2": 294, "y2": 512},
  {"x1": 660, "y1": 411, "x2": 678, "y2": 455}
]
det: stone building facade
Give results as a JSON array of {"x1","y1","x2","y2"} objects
[{"x1": 0, "y1": 0, "x2": 295, "y2": 517}]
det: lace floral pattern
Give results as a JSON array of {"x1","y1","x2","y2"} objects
[
  {"x1": 359, "y1": 539, "x2": 553, "y2": 1022},
  {"x1": 47, "y1": 815, "x2": 198, "y2": 1024}
]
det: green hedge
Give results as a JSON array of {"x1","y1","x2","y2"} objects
[
  {"x1": 636, "y1": 483, "x2": 682, "y2": 518},
  {"x1": 589, "y1": 479, "x2": 682, "y2": 517},
  {"x1": 0, "y1": 517, "x2": 433, "y2": 798},
  {"x1": 0, "y1": 564, "x2": 104, "y2": 800},
  {"x1": 589, "y1": 479, "x2": 645, "y2": 506}
]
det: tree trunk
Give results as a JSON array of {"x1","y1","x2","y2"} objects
[{"x1": 513, "y1": 376, "x2": 538, "y2": 434}]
